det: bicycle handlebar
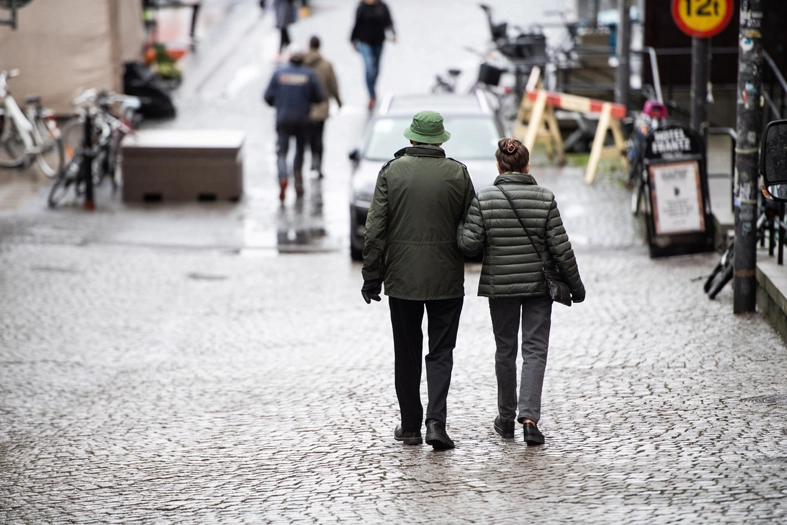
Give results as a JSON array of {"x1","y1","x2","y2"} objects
[{"x1": 72, "y1": 89, "x2": 141, "y2": 110}]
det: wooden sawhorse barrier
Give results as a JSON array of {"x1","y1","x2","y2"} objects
[{"x1": 514, "y1": 67, "x2": 629, "y2": 184}]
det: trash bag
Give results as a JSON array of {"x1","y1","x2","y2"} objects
[{"x1": 123, "y1": 61, "x2": 176, "y2": 119}]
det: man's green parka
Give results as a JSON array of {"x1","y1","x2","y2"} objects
[{"x1": 362, "y1": 145, "x2": 475, "y2": 300}]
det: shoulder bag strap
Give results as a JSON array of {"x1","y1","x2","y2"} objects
[{"x1": 497, "y1": 185, "x2": 545, "y2": 265}]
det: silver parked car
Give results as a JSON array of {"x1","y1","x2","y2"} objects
[{"x1": 348, "y1": 92, "x2": 506, "y2": 260}]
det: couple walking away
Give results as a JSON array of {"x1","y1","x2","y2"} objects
[
  {"x1": 263, "y1": 37, "x2": 342, "y2": 201},
  {"x1": 361, "y1": 111, "x2": 585, "y2": 450}
]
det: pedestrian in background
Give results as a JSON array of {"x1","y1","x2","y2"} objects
[
  {"x1": 263, "y1": 45, "x2": 325, "y2": 202},
  {"x1": 350, "y1": 0, "x2": 395, "y2": 110},
  {"x1": 362, "y1": 111, "x2": 475, "y2": 450},
  {"x1": 303, "y1": 35, "x2": 342, "y2": 180},
  {"x1": 457, "y1": 138, "x2": 585, "y2": 446},
  {"x1": 273, "y1": 0, "x2": 297, "y2": 61}
]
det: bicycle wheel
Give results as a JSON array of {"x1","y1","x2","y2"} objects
[
  {"x1": 703, "y1": 261, "x2": 723, "y2": 293},
  {"x1": 59, "y1": 116, "x2": 88, "y2": 161},
  {"x1": 631, "y1": 172, "x2": 646, "y2": 216},
  {"x1": 0, "y1": 114, "x2": 27, "y2": 168},
  {"x1": 92, "y1": 143, "x2": 110, "y2": 187},
  {"x1": 707, "y1": 263, "x2": 733, "y2": 299},
  {"x1": 48, "y1": 155, "x2": 80, "y2": 208},
  {"x1": 497, "y1": 91, "x2": 521, "y2": 122},
  {"x1": 33, "y1": 116, "x2": 64, "y2": 178}
]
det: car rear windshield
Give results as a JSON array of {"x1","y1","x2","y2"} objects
[{"x1": 364, "y1": 116, "x2": 500, "y2": 161}]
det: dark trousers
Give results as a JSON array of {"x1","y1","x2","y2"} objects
[
  {"x1": 308, "y1": 120, "x2": 325, "y2": 173},
  {"x1": 279, "y1": 27, "x2": 291, "y2": 53},
  {"x1": 275, "y1": 121, "x2": 309, "y2": 181},
  {"x1": 389, "y1": 297, "x2": 463, "y2": 432},
  {"x1": 488, "y1": 295, "x2": 552, "y2": 424}
]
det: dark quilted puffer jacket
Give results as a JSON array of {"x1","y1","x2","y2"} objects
[{"x1": 457, "y1": 172, "x2": 585, "y2": 299}]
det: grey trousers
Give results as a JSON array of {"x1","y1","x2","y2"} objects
[{"x1": 488, "y1": 295, "x2": 552, "y2": 424}]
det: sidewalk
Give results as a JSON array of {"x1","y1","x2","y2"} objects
[{"x1": 706, "y1": 134, "x2": 787, "y2": 340}]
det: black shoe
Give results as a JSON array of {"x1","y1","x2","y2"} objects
[
  {"x1": 523, "y1": 422, "x2": 545, "y2": 446},
  {"x1": 494, "y1": 416, "x2": 515, "y2": 439},
  {"x1": 394, "y1": 425, "x2": 422, "y2": 445},
  {"x1": 425, "y1": 419, "x2": 455, "y2": 450}
]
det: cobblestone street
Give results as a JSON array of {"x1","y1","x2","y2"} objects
[{"x1": 2, "y1": 0, "x2": 787, "y2": 523}]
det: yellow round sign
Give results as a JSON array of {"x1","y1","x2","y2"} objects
[{"x1": 672, "y1": 0, "x2": 734, "y2": 38}]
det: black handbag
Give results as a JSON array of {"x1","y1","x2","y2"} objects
[{"x1": 499, "y1": 187, "x2": 572, "y2": 307}]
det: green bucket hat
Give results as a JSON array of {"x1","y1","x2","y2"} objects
[{"x1": 403, "y1": 110, "x2": 451, "y2": 144}]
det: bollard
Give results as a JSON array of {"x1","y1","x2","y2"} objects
[{"x1": 82, "y1": 112, "x2": 95, "y2": 211}]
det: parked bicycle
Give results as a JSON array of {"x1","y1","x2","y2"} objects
[
  {"x1": 0, "y1": 69, "x2": 64, "y2": 178},
  {"x1": 431, "y1": 46, "x2": 521, "y2": 122},
  {"x1": 704, "y1": 193, "x2": 781, "y2": 299},
  {"x1": 48, "y1": 89, "x2": 140, "y2": 208}
]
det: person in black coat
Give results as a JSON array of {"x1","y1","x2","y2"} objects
[{"x1": 350, "y1": 0, "x2": 396, "y2": 109}]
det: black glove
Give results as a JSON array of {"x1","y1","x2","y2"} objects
[
  {"x1": 361, "y1": 279, "x2": 382, "y2": 304},
  {"x1": 572, "y1": 292, "x2": 585, "y2": 304}
]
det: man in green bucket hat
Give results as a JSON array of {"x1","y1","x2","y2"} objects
[{"x1": 361, "y1": 110, "x2": 475, "y2": 450}]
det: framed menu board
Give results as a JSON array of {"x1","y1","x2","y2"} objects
[
  {"x1": 642, "y1": 125, "x2": 715, "y2": 258},
  {"x1": 649, "y1": 161, "x2": 705, "y2": 235}
]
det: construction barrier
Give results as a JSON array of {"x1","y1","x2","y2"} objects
[{"x1": 513, "y1": 67, "x2": 628, "y2": 184}]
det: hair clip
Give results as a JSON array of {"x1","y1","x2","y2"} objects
[{"x1": 504, "y1": 140, "x2": 516, "y2": 154}]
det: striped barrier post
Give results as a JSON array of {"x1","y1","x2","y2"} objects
[{"x1": 514, "y1": 67, "x2": 629, "y2": 184}]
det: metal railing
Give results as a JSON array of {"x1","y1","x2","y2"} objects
[{"x1": 762, "y1": 51, "x2": 787, "y2": 122}]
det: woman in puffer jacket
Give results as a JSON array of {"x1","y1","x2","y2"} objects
[{"x1": 457, "y1": 138, "x2": 585, "y2": 446}]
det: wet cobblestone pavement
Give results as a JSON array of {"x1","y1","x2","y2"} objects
[{"x1": 2, "y1": 0, "x2": 787, "y2": 523}]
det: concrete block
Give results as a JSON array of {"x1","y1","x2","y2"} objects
[{"x1": 122, "y1": 129, "x2": 244, "y2": 203}]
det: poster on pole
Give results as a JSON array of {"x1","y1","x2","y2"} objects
[{"x1": 649, "y1": 161, "x2": 705, "y2": 235}]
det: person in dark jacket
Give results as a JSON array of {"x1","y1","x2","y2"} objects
[
  {"x1": 264, "y1": 46, "x2": 324, "y2": 201},
  {"x1": 350, "y1": 0, "x2": 395, "y2": 110},
  {"x1": 303, "y1": 36, "x2": 342, "y2": 179},
  {"x1": 273, "y1": 0, "x2": 297, "y2": 60},
  {"x1": 362, "y1": 111, "x2": 475, "y2": 450},
  {"x1": 457, "y1": 138, "x2": 585, "y2": 446}
]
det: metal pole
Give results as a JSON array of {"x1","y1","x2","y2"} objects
[
  {"x1": 733, "y1": 0, "x2": 765, "y2": 313},
  {"x1": 690, "y1": 37, "x2": 710, "y2": 135},
  {"x1": 615, "y1": 0, "x2": 631, "y2": 109},
  {"x1": 643, "y1": 47, "x2": 664, "y2": 103},
  {"x1": 82, "y1": 113, "x2": 95, "y2": 211},
  {"x1": 590, "y1": 0, "x2": 599, "y2": 29}
]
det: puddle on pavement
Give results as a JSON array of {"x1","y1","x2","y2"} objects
[
  {"x1": 187, "y1": 272, "x2": 228, "y2": 281},
  {"x1": 741, "y1": 394, "x2": 787, "y2": 404},
  {"x1": 30, "y1": 265, "x2": 80, "y2": 274}
]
